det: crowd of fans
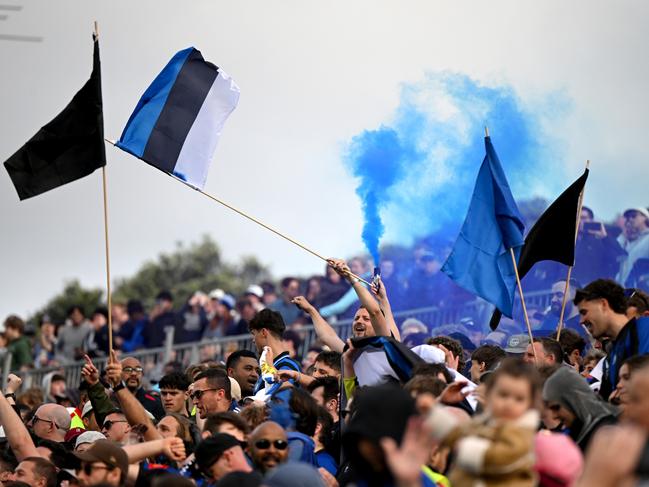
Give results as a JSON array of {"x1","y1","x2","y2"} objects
[{"x1": 0, "y1": 205, "x2": 648, "y2": 486}]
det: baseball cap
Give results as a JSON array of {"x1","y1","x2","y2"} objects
[
  {"x1": 75, "y1": 431, "x2": 107, "y2": 449},
  {"x1": 623, "y1": 207, "x2": 649, "y2": 219},
  {"x1": 504, "y1": 334, "x2": 531, "y2": 354},
  {"x1": 81, "y1": 401, "x2": 93, "y2": 418},
  {"x1": 195, "y1": 434, "x2": 244, "y2": 472},
  {"x1": 220, "y1": 294, "x2": 236, "y2": 310},
  {"x1": 209, "y1": 288, "x2": 225, "y2": 300},
  {"x1": 245, "y1": 285, "x2": 264, "y2": 299},
  {"x1": 74, "y1": 439, "x2": 128, "y2": 474},
  {"x1": 229, "y1": 377, "x2": 242, "y2": 402}
]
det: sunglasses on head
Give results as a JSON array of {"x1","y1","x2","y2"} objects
[
  {"x1": 103, "y1": 419, "x2": 128, "y2": 430},
  {"x1": 254, "y1": 439, "x2": 288, "y2": 450}
]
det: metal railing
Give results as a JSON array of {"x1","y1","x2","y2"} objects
[{"x1": 4, "y1": 289, "x2": 553, "y2": 389}]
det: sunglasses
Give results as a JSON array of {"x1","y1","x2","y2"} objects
[
  {"x1": 254, "y1": 439, "x2": 288, "y2": 450},
  {"x1": 31, "y1": 416, "x2": 63, "y2": 430},
  {"x1": 122, "y1": 366, "x2": 143, "y2": 374},
  {"x1": 189, "y1": 388, "x2": 219, "y2": 401},
  {"x1": 103, "y1": 419, "x2": 128, "y2": 430}
]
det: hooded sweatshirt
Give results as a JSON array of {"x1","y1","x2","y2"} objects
[{"x1": 543, "y1": 367, "x2": 618, "y2": 451}]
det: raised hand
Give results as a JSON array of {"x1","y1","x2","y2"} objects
[
  {"x1": 5, "y1": 374, "x2": 22, "y2": 395},
  {"x1": 328, "y1": 258, "x2": 353, "y2": 281},
  {"x1": 81, "y1": 354, "x2": 100, "y2": 386},
  {"x1": 434, "y1": 344, "x2": 459, "y2": 371},
  {"x1": 291, "y1": 296, "x2": 315, "y2": 313},
  {"x1": 380, "y1": 416, "x2": 435, "y2": 487},
  {"x1": 439, "y1": 381, "x2": 469, "y2": 405},
  {"x1": 105, "y1": 350, "x2": 123, "y2": 388}
]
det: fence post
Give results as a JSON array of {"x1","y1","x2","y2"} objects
[
  {"x1": 1, "y1": 353, "x2": 12, "y2": 389},
  {"x1": 163, "y1": 327, "x2": 175, "y2": 364}
]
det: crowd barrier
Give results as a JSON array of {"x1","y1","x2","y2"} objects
[{"x1": 3, "y1": 289, "x2": 553, "y2": 389}]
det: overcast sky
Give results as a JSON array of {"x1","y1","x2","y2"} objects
[{"x1": 1, "y1": 0, "x2": 648, "y2": 320}]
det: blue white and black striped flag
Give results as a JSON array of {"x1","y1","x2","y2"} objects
[{"x1": 116, "y1": 47, "x2": 239, "y2": 189}]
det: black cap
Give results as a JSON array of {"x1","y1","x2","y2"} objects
[{"x1": 195, "y1": 434, "x2": 242, "y2": 472}]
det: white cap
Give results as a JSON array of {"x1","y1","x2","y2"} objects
[
  {"x1": 245, "y1": 285, "x2": 264, "y2": 299},
  {"x1": 623, "y1": 207, "x2": 649, "y2": 219},
  {"x1": 75, "y1": 431, "x2": 106, "y2": 449},
  {"x1": 209, "y1": 288, "x2": 225, "y2": 300},
  {"x1": 81, "y1": 401, "x2": 93, "y2": 418}
]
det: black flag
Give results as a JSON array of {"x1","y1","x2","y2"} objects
[
  {"x1": 490, "y1": 169, "x2": 589, "y2": 329},
  {"x1": 4, "y1": 34, "x2": 105, "y2": 200}
]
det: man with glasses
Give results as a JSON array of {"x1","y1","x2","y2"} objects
[
  {"x1": 247, "y1": 421, "x2": 289, "y2": 474},
  {"x1": 190, "y1": 368, "x2": 232, "y2": 419},
  {"x1": 574, "y1": 279, "x2": 649, "y2": 399},
  {"x1": 194, "y1": 433, "x2": 255, "y2": 483},
  {"x1": 74, "y1": 439, "x2": 128, "y2": 487},
  {"x1": 118, "y1": 356, "x2": 164, "y2": 420},
  {"x1": 101, "y1": 411, "x2": 131, "y2": 443},
  {"x1": 617, "y1": 207, "x2": 649, "y2": 287},
  {"x1": 29, "y1": 403, "x2": 71, "y2": 443}
]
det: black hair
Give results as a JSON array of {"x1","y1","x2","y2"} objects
[
  {"x1": 411, "y1": 362, "x2": 454, "y2": 384},
  {"x1": 314, "y1": 350, "x2": 342, "y2": 373},
  {"x1": 156, "y1": 290, "x2": 173, "y2": 302},
  {"x1": 281, "y1": 277, "x2": 299, "y2": 289},
  {"x1": 533, "y1": 337, "x2": 564, "y2": 363},
  {"x1": 203, "y1": 411, "x2": 251, "y2": 436},
  {"x1": 315, "y1": 406, "x2": 334, "y2": 449},
  {"x1": 225, "y1": 350, "x2": 258, "y2": 371},
  {"x1": 471, "y1": 345, "x2": 506, "y2": 371},
  {"x1": 556, "y1": 329, "x2": 586, "y2": 357},
  {"x1": 66, "y1": 305, "x2": 85, "y2": 318},
  {"x1": 623, "y1": 354, "x2": 649, "y2": 374},
  {"x1": 428, "y1": 336, "x2": 466, "y2": 372},
  {"x1": 627, "y1": 288, "x2": 649, "y2": 314},
  {"x1": 159, "y1": 372, "x2": 190, "y2": 392},
  {"x1": 581, "y1": 206, "x2": 594, "y2": 219},
  {"x1": 289, "y1": 388, "x2": 319, "y2": 437},
  {"x1": 248, "y1": 308, "x2": 286, "y2": 337},
  {"x1": 193, "y1": 368, "x2": 231, "y2": 401},
  {"x1": 307, "y1": 376, "x2": 340, "y2": 404},
  {"x1": 574, "y1": 279, "x2": 627, "y2": 314}
]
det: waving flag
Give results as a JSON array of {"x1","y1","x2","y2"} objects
[
  {"x1": 4, "y1": 34, "x2": 105, "y2": 200},
  {"x1": 489, "y1": 168, "x2": 590, "y2": 329},
  {"x1": 442, "y1": 135, "x2": 525, "y2": 318},
  {"x1": 116, "y1": 47, "x2": 239, "y2": 189}
]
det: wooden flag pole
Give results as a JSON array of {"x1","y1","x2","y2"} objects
[
  {"x1": 104, "y1": 138, "x2": 372, "y2": 288},
  {"x1": 510, "y1": 248, "x2": 537, "y2": 363},
  {"x1": 556, "y1": 160, "x2": 590, "y2": 340},
  {"x1": 96, "y1": 21, "x2": 113, "y2": 355}
]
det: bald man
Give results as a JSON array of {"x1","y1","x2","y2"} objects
[
  {"x1": 247, "y1": 422, "x2": 289, "y2": 474},
  {"x1": 117, "y1": 356, "x2": 164, "y2": 420},
  {"x1": 29, "y1": 403, "x2": 71, "y2": 442}
]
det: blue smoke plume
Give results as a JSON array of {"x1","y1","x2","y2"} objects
[{"x1": 344, "y1": 72, "x2": 566, "y2": 261}]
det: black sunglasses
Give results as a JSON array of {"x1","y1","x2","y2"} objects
[
  {"x1": 103, "y1": 419, "x2": 128, "y2": 430},
  {"x1": 254, "y1": 439, "x2": 288, "y2": 450},
  {"x1": 31, "y1": 416, "x2": 64, "y2": 430},
  {"x1": 189, "y1": 388, "x2": 220, "y2": 401}
]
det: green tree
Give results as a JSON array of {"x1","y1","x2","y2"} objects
[
  {"x1": 31, "y1": 280, "x2": 104, "y2": 325},
  {"x1": 112, "y1": 235, "x2": 271, "y2": 309}
]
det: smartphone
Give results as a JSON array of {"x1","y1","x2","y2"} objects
[{"x1": 583, "y1": 221, "x2": 604, "y2": 232}]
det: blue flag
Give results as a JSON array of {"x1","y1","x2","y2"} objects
[
  {"x1": 116, "y1": 47, "x2": 239, "y2": 190},
  {"x1": 441, "y1": 136, "x2": 525, "y2": 318}
]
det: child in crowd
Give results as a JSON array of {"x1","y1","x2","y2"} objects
[{"x1": 426, "y1": 358, "x2": 540, "y2": 487}]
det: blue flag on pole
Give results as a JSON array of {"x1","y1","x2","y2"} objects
[
  {"x1": 441, "y1": 136, "x2": 525, "y2": 318},
  {"x1": 116, "y1": 47, "x2": 239, "y2": 190}
]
